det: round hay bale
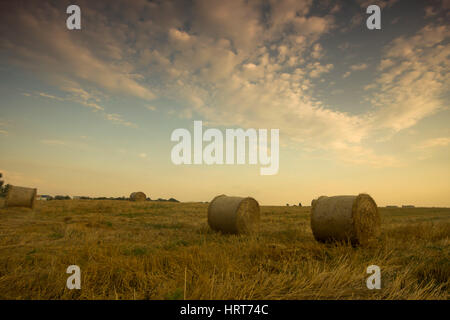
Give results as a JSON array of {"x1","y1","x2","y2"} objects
[
  {"x1": 130, "y1": 192, "x2": 146, "y2": 202},
  {"x1": 310, "y1": 194, "x2": 380, "y2": 245},
  {"x1": 207, "y1": 195, "x2": 260, "y2": 234},
  {"x1": 5, "y1": 185, "x2": 37, "y2": 209},
  {"x1": 311, "y1": 195, "x2": 327, "y2": 207}
]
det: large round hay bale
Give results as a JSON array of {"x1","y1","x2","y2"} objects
[
  {"x1": 311, "y1": 195, "x2": 327, "y2": 207},
  {"x1": 130, "y1": 192, "x2": 146, "y2": 202},
  {"x1": 310, "y1": 194, "x2": 380, "y2": 245},
  {"x1": 208, "y1": 195, "x2": 260, "y2": 234},
  {"x1": 5, "y1": 185, "x2": 37, "y2": 209}
]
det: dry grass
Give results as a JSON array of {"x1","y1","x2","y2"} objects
[{"x1": 0, "y1": 198, "x2": 448, "y2": 300}]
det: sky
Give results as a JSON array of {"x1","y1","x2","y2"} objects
[{"x1": 0, "y1": 0, "x2": 449, "y2": 206}]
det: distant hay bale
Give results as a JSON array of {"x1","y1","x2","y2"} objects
[
  {"x1": 5, "y1": 185, "x2": 37, "y2": 209},
  {"x1": 310, "y1": 194, "x2": 380, "y2": 245},
  {"x1": 207, "y1": 195, "x2": 260, "y2": 234},
  {"x1": 130, "y1": 192, "x2": 146, "y2": 202}
]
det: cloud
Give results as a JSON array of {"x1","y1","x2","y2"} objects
[
  {"x1": 378, "y1": 59, "x2": 395, "y2": 71},
  {"x1": 0, "y1": 2, "x2": 156, "y2": 102},
  {"x1": 317, "y1": 22, "x2": 448, "y2": 165},
  {"x1": 34, "y1": 89, "x2": 104, "y2": 112},
  {"x1": 349, "y1": 14, "x2": 363, "y2": 29},
  {"x1": 425, "y1": 7, "x2": 438, "y2": 18},
  {"x1": 168, "y1": 28, "x2": 192, "y2": 43},
  {"x1": 342, "y1": 63, "x2": 368, "y2": 78},
  {"x1": 139, "y1": 153, "x2": 148, "y2": 159},
  {"x1": 311, "y1": 43, "x2": 324, "y2": 59},
  {"x1": 0, "y1": 119, "x2": 10, "y2": 136},
  {"x1": 104, "y1": 113, "x2": 138, "y2": 128},
  {"x1": 416, "y1": 137, "x2": 450, "y2": 149},
  {"x1": 60, "y1": 85, "x2": 105, "y2": 111},
  {"x1": 32, "y1": 90, "x2": 141, "y2": 129},
  {"x1": 424, "y1": 0, "x2": 450, "y2": 18},
  {"x1": 367, "y1": 24, "x2": 449, "y2": 132},
  {"x1": 192, "y1": 0, "x2": 264, "y2": 50},
  {"x1": 308, "y1": 62, "x2": 334, "y2": 78},
  {"x1": 38, "y1": 92, "x2": 65, "y2": 101},
  {"x1": 358, "y1": 0, "x2": 398, "y2": 9},
  {"x1": 1, "y1": 1, "x2": 446, "y2": 169},
  {"x1": 350, "y1": 63, "x2": 368, "y2": 71},
  {"x1": 332, "y1": 142, "x2": 401, "y2": 168}
]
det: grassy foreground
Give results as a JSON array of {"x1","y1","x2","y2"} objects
[{"x1": 0, "y1": 199, "x2": 448, "y2": 300}]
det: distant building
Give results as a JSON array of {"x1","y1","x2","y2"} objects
[
  {"x1": 386, "y1": 205, "x2": 398, "y2": 208},
  {"x1": 402, "y1": 205, "x2": 415, "y2": 208},
  {"x1": 36, "y1": 195, "x2": 51, "y2": 201}
]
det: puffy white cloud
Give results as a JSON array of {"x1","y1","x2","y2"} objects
[
  {"x1": 342, "y1": 63, "x2": 368, "y2": 79},
  {"x1": 308, "y1": 62, "x2": 334, "y2": 78}
]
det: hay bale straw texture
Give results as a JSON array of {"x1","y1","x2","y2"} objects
[
  {"x1": 310, "y1": 194, "x2": 380, "y2": 245},
  {"x1": 208, "y1": 195, "x2": 260, "y2": 234},
  {"x1": 5, "y1": 185, "x2": 37, "y2": 209},
  {"x1": 130, "y1": 192, "x2": 146, "y2": 202}
]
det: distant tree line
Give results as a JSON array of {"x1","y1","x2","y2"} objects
[
  {"x1": 0, "y1": 174, "x2": 180, "y2": 203},
  {"x1": 0, "y1": 173, "x2": 9, "y2": 198},
  {"x1": 47, "y1": 195, "x2": 180, "y2": 202},
  {"x1": 0, "y1": 173, "x2": 4, "y2": 198},
  {"x1": 51, "y1": 195, "x2": 72, "y2": 200},
  {"x1": 157, "y1": 198, "x2": 180, "y2": 203}
]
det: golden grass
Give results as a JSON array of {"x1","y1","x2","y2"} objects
[{"x1": 0, "y1": 199, "x2": 448, "y2": 300}]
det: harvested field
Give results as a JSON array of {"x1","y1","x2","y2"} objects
[{"x1": 0, "y1": 199, "x2": 448, "y2": 300}]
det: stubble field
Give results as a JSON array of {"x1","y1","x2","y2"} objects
[{"x1": 0, "y1": 199, "x2": 448, "y2": 299}]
